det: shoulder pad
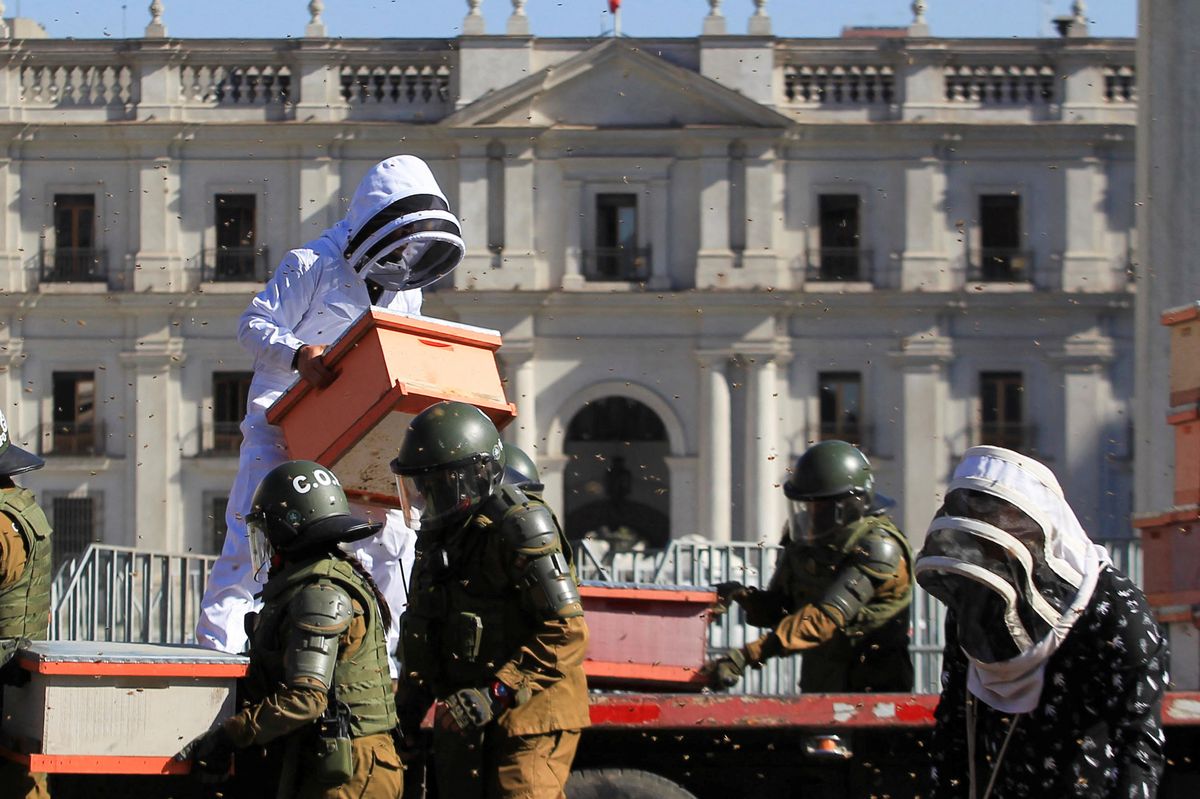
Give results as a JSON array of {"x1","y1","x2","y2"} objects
[
  {"x1": 500, "y1": 500, "x2": 559, "y2": 557},
  {"x1": 290, "y1": 581, "x2": 355, "y2": 636},
  {"x1": 850, "y1": 530, "x2": 907, "y2": 577}
]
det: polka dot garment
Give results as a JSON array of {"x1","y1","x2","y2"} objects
[{"x1": 926, "y1": 567, "x2": 1168, "y2": 799}]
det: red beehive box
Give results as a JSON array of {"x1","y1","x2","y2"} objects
[
  {"x1": 0, "y1": 642, "x2": 248, "y2": 775},
  {"x1": 267, "y1": 310, "x2": 516, "y2": 507},
  {"x1": 1134, "y1": 508, "x2": 1200, "y2": 610},
  {"x1": 579, "y1": 583, "x2": 716, "y2": 689},
  {"x1": 1171, "y1": 406, "x2": 1200, "y2": 506}
]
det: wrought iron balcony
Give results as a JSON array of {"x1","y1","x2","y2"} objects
[
  {"x1": 968, "y1": 248, "x2": 1033, "y2": 283},
  {"x1": 805, "y1": 248, "x2": 871, "y2": 282},
  {"x1": 41, "y1": 420, "x2": 106, "y2": 457},
  {"x1": 39, "y1": 248, "x2": 108, "y2": 284},
  {"x1": 200, "y1": 246, "x2": 271, "y2": 283},
  {"x1": 583, "y1": 247, "x2": 651, "y2": 282}
]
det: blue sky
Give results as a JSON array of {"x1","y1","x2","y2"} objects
[{"x1": 19, "y1": 0, "x2": 1136, "y2": 40}]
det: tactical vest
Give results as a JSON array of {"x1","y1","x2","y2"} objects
[
  {"x1": 0, "y1": 488, "x2": 53, "y2": 642},
  {"x1": 774, "y1": 514, "x2": 913, "y2": 641},
  {"x1": 402, "y1": 502, "x2": 559, "y2": 696},
  {"x1": 248, "y1": 554, "x2": 398, "y2": 738}
]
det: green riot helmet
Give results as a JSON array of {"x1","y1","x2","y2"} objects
[
  {"x1": 245, "y1": 460, "x2": 382, "y2": 578},
  {"x1": 502, "y1": 444, "x2": 543, "y2": 492},
  {"x1": 783, "y1": 440, "x2": 874, "y2": 543},
  {"x1": 390, "y1": 402, "x2": 505, "y2": 531}
]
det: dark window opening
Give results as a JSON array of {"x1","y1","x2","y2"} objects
[
  {"x1": 208, "y1": 495, "x2": 230, "y2": 556},
  {"x1": 49, "y1": 371, "x2": 99, "y2": 456},
  {"x1": 819, "y1": 372, "x2": 864, "y2": 446},
  {"x1": 980, "y1": 371, "x2": 1028, "y2": 451},
  {"x1": 209, "y1": 194, "x2": 259, "y2": 281},
  {"x1": 591, "y1": 194, "x2": 646, "y2": 281},
  {"x1": 45, "y1": 194, "x2": 103, "y2": 282},
  {"x1": 211, "y1": 372, "x2": 251, "y2": 453},
  {"x1": 814, "y1": 194, "x2": 863, "y2": 280},
  {"x1": 976, "y1": 194, "x2": 1027, "y2": 281},
  {"x1": 566, "y1": 397, "x2": 667, "y2": 442},
  {"x1": 52, "y1": 496, "x2": 97, "y2": 565}
]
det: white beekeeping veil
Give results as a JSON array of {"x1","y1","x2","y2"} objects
[{"x1": 914, "y1": 446, "x2": 1111, "y2": 712}]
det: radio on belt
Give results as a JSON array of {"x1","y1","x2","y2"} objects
[{"x1": 266, "y1": 309, "x2": 517, "y2": 507}]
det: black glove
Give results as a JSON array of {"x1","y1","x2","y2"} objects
[
  {"x1": 704, "y1": 647, "x2": 749, "y2": 689},
  {"x1": 712, "y1": 581, "x2": 751, "y2": 615},
  {"x1": 439, "y1": 683, "x2": 511, "y2": 733},
  {"x1": 175, "y1": 726, "x2": 235, "y2": 784}
]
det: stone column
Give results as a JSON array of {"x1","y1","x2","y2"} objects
[
  {"x1": 698, "y1": 351, "x2": 733, "y2": 542},
  {"x1": 741, "y1": 143, "x2": 783, "y2": 287},
  {"x1": 293, "y1": 43, "x2": 346, "y2": 122},
  {"x1": 664, "y1": 455, "x2": 700, "y2": 540},
  {"x1": 132, "y1": 150, "x2": 182, "y2": 291},
  {"x1": 454, "y1": 142, "x2": 491, "y2": 286},
  {"x1": 134, "y1": 39, "x2": 181, "y2": 122},
  {"x1": 502, "y1": 142, "x2": 535, "y2": 276},
  {"x1": 1060, "y1": 154, "x2": 1108, "y2": 291},
  {"x1": 648, "y1": 176, "x2": 671, "y2": 289},
  {"x1": 695, "y1": 146, "x2": 733, "y2": 289},
  {"x1": 1049, "y1": 336, "x2": 1115, "y2": 534},
  {"x1": 0, "y1": 151, "x2": 20, "y2": 291},
  {"x1": 298, "y1": 153, "x2": 337, "y2": 242},
  {"x1": 500, "y1": 346, "x2": 538, "y2": 456},
  {"x1": 889, "y1": 331, "x2": 952, "y2": 550},
  {"x1": 120, "y1": 342, "x2": 186, "y2": 551},
  {"x1": 899, "y1": 150, "x2": 948, "y2": 290},
  {"x1": 742, "y1": 348, "x2": 789, "y2": 541},
  {"x1": 561, "y1": 179, "x2": 584, "y2": 289}
]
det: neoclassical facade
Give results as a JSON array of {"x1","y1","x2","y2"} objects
[{"x1": 0, "y1": 4, "x2": 1137, "y2": 559}]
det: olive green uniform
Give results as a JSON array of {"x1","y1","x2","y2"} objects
[
  {"x1": 0, "y1": 488, "x2": 53, "y2": 799},
  {"x1": 403, "y1": 493, "x2": 590, "y2": 799},
  {"x1": 222, "y1": 553, "x2": 403, "y2": 799},
  {"x1": 739, "y1": 514, "x2": 914, "y2": 693}
]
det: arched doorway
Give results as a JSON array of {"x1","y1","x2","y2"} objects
[{"x1": 562, "y1": 396, "x2": 670, "y2": 550}]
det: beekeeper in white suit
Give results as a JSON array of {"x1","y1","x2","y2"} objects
[{"x1": 196, "y1": 155, "x2": 465, "y2": 673}]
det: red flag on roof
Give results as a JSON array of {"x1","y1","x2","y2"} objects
[{"x1": 609, "y1": 0, "x2": 621, "y2": 13}]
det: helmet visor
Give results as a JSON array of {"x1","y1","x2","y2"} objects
[
  {"x1": 787, "y1": 498, "x2": 844, "y2": 544},
  {"x1": 396, "y1": 460, "x2": 498, "y2": 531},
  {"x1": 245, "y1": 511, "x2": 274, "y2": 584},
  {"x1": 349, "y1": 211, "x2": 465, "y2": 292}
]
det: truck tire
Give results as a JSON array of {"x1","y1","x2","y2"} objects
[{"x1": 567, "y1": 768, "x2": 698, "y2": 799}]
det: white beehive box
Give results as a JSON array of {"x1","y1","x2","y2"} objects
[{"x1": 0, "y1": 641, "x2": 248, "y2": 774}]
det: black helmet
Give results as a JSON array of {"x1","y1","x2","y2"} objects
[
  {"x1": 0, "y1": 410, "x2": 44, "y2": 477},
  {"x1": 784, "y1": 441, "x2": 874, "y2": 542},
  {"x1": 246, "y1": 461, "x2": 381, "y2": 573},
  {"x1": 502, "y1": 444, "x2": 543, "y2": 492},
  {"x1": 390, "y1": 402, "x2": 504, "y2": 530}
]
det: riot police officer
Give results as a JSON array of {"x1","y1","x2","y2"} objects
[
  {"x1": 0, "y1": 410, "x2": 52, "y2": 799},
  {"x1": 707, "y1": 440, "x2": 915, "y2": 693},
  {"x1": 391, "y1": 402, "x2": 589, "y2": 799},
  {"x1": 178, "y1": 460, "x2": 403, "y2": 798}
]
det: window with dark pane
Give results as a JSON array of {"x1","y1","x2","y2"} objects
[
  {"x1": 213, "y1": 194, "x2": 257, "y2": 280},
  {"x1": 817, "y1": 194, "x2": 861, "y2": 280},
  {"x1": 50, "y1": 371, "x2": 97, "y2": 456},
  {"x1": 52, "y1": 496, "x2": 96, "y2": 564},
  {"x1": 978, "y1": 194, "x2": 1025, "y2": 281},
  {"x1": 211, "y1": 371, "x2": 252, "y2": 453},
  {"x1": 980, "y1": 371, "x2": 1027, "y2": 451},
  {"x1": 593, "y1": 193, "x2": 642, "y2": 280},
  {"x1": 566, "y1": 397, "x2": 667, "y2": 442},
  {"x1": 819, "y1": 371, "x2": 863, "y2": 446},
  {"x1": 50, "y1": 194, "x2": 99, "y2": 282},
  {"x1": 208, "y1": 494, "x2": 230, "y2": 555}
]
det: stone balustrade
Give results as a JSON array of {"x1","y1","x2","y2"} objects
[{"x1": 0, "y1": 36, "x2": 1133, "y2": 124}]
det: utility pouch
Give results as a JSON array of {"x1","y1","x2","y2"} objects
[
  {"x1": 448, "y1": 612, "x2": 483, "y2": 662},
  {"x1": 313, "y1": 698, "x2": 354, "y2": 784}
]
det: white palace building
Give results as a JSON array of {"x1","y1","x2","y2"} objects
[{"x1": 0, "y1": 2, "x2": 1139, "y2": 561}]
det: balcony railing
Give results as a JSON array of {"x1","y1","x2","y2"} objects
[
  {"x1": 200, "y1": 246, "x2": 271, "y2": 283},
  {"x1": 41, "y1": 420, "x2": 106, "y2": 457},
  {"x1": 583, "y1": 247, "x2": 652, "y2": 282},
  {"x1": 968, "y1": 248, "x2": 1032, "y2": 283},
  {"x1": 39, "y1": 247, "x2": 108, "y2": 284},
  {"x1": 805, "y1": 247, "x2": 871, "y2": 282},
  {"x1": 977, "y1": 421, "x2": 1037, "y2": 454}
]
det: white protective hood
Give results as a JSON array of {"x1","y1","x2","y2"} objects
[{"x1": 943, "y1": 446, "x2": 1111, "y2": 713}]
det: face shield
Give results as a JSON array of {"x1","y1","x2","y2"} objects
[
  {"x1": 787, "y1": 497, "x2": 863, "y2": 545},
  {"x1": 245, "y1": 510, "x2": 275, "y2": 584},
  {"x1": 346, "y1": 210, "x2": 465, "y2": 292},
  {"x1": 396, "y1": 458, "x2": 501, "y2": 532}
]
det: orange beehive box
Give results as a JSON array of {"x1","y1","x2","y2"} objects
[
  {"x1": 579, "y1": 583, "x2": 717, "y2": 689},
  {"x1": 1133, "y1": 507, "x2": 1200, "y2": 610},
  {"x1": 1169, "y1": 406, "x2": 1200, "y2": 507},
  {"x1": 1163, "y1": 303, "x2": 1200, "y2": 408},
  {"x1": 0, "y1": 642, "x2": 248, "y2": 775},
  {"x1": 266, "y1": 310, "x2": 516, "y2": 507}
]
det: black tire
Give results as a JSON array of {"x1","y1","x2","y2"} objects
[{"x1": 567, "y1": 768, "x2": 698, "y2": 799}]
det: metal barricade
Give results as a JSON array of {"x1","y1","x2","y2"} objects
[
  {"x1": 49, "y1": 544, "x2": 218, "y2": 645},
  {"x1": 573, "y1": 536, "x2": 1143, "y2": 696}
]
